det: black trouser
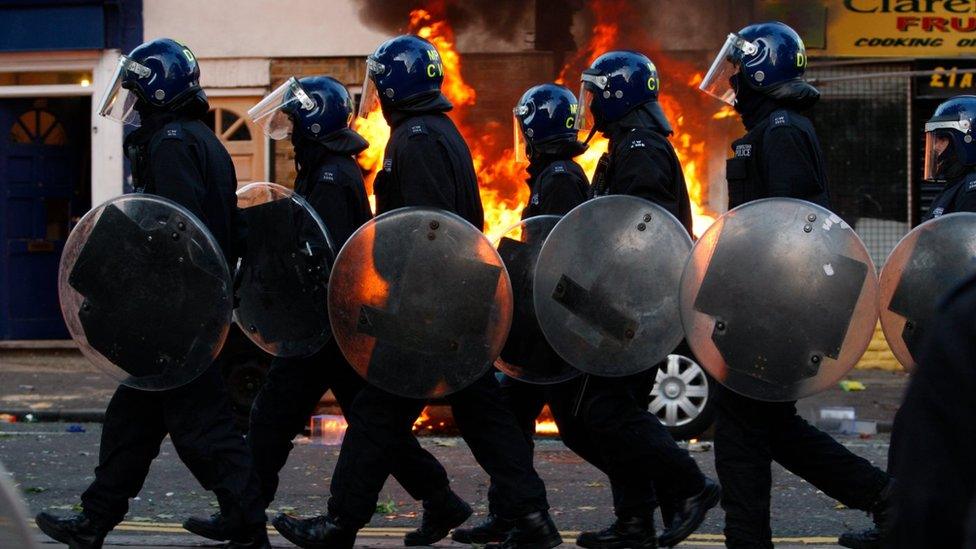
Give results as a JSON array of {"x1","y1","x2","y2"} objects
[
  {"x1": 81, "y1": 365, "x2": 265, "y2": 530},
  {"x1": 551, "y1": 372, "x2": 705, "y2": 518},
  {"x1": 714, "y1": 385, "x2": 889, "y2": 549},
  {"x1": 328, "y1": 371, "x2": 549, "y2": 527},
  {"x1": 247, "y1": 341, "x2": 448, "y2": 508},
  {"x1": 494, "y1": 375, "x2": 622, "y2": 511}
]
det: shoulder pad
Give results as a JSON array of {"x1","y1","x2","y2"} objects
[
  {"x1": 965, "y1": 175, "x2": 976, "y2": 193},
  {"x1": 769, "y1": 110, "x2": 791, "y2": 128},
  {"x1": 160, "y1": 122, "x2": 184, "y2": 141},
  {"x1": 628, "y1": 133, "x2": 648, "y2": 150},
  {"x1": 407, "y1": 122, "x2": 428, "y2": 139},
  {"x1": 317, "y1": 169, "x2": 337, "y2": 183}
]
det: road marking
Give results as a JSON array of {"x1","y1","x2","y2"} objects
[{"x1": 103, "y1": 521, "x2": 838, "y2": 544}]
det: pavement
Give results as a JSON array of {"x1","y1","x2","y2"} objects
[{"x1": 0, "y1": 348, "x2": 904, "y2": 547}]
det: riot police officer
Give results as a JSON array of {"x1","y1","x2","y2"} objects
[
  {"x1": 567, "y1": 51, "x2": 721, "y2": 549},
  {"x1": 919, "y1": 95, "x2": 976, "y2": 220},
  {"x1": 698, "y1": 22, "x2": 893, "y2": 549},
  {"x1": 181, "y1": 76, "x2": 464, "y2": 545},
  {"x1": 839, "y1": 94, "x2": 976, "y2": 549},
  {"x1": 453, "y1": 83, "x2": 595, "y2": 544},
  {"x1": 886, "y1": 271, "x2": 976, "y2": 547},
  {"x1": 271, "y1": 35, "x2": 561, "y2": 549},
  {"x1": 34, "y1": 38, "x2": 269, "y2": 549}
]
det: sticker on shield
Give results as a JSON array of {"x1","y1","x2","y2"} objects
[
  {"x1": 880, "y1": 212, "x2": 976, "y2": 370},
  {"x1": 328, "y1": 207, "x2": 514, "y2": 399},
  {"x1": 59, "y1": 194, "x2": 233, "y2": 391},
  {"x1": 534, "y1": 195, "x2": 693, "y2": 377},
  {"x1": 235, "y1": 182, "x2": 335, "y2": 357},
  {"x1": 494, "y1": 215, "x2": 581, "y2": 384},
  {"x1": 680, "y1": 198, "x2": 879, "y2": 401}
]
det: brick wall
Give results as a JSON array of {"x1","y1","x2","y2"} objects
[
  {"x1": 269, "y1": 57, "x2": 369, "y2": 186},
  {"x1": 268, "y1": 52, "x2": 557, "y2": 187}
]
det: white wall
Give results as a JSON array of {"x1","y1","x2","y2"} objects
[
  {"x1": 90, "y1": 50, "x2": 125, "y2": 205},
  {"x1": 143, "y1": 0, "x2": 392, "y2": 58},
  {"x1": 143, "y1": 0, "x2": 535, "y2": 58}
]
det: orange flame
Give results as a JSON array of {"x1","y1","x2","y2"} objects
[{"x1": 354, "y1": 3, "x2": 731, "y2": 241}]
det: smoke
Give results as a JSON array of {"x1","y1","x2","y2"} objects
[{"x1": 352, "y1": 0, "x2": 530, "y2": 41}]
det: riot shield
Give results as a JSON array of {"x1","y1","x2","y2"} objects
[
  {"x1": 495, "y1": 216, "x2": 581, "y2": 384},
  {"x1": 59, "y1": 194, "x2": 232, "y2": 391},
  {"x1": 534, "y1": 196, "x2": 693, "y2": 377},
  {"x1": 235, "y1": 182, "x2": 335, "y2": 357},
  {"x1": 329, "y1": 207, "x2": 513, "y2": 399},
  {"x1": 880, "y1": 212, "x2": 976, "y2": 370},
  {"x1": 680, "y1": 198, "x2": 878, "y2": 401},
  {"x1": 0, "y1": 462, "x2": 37, "y2": 549}
]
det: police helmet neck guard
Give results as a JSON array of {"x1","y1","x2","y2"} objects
[
  {"x1": 358, "y1": 35, "x2": 445, "y2": 117},
  {"x1": 574, "y1": 51, "x2": 663, "y2": 132},
  {"x1": 924, "y1": 95, "x2": 976, "y2": 182},
  {"x1": 699, "y1": 21, "x2": 809, "y2": 105},
  {"x1": 514, "y1": 84, "x2": 583, "y2": 162},
  {"x1": 97, "y1": 38, "x2": 203, "y2": 126}
]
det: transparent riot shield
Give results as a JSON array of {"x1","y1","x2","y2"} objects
[
  {"x1": 59, "y1": 194, "x2": 232, "y2": 391},
  {"x1": 880, "y1": 212, "x2": 976, "y2": 370},
  {"x1": 235, "y1": 182, "x2": 335, "y2": 357},
  {"x1": 534, "y1": 196, "x2": 693, "y2": 377},
  {"x1": 495, "y1": 215, "x2": 581, "y2": 384},
  {"x1": 680, "y1": 198, "x2": 879, "y2": 401},
  {"x1": 0, "y1": 462, "x2": 37, "y2": 549},
  {"x1": 329, "y1": 207, "x2": 513, "y2": 399}
]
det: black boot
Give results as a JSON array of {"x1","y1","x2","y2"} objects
[
  {"x1": 452, "y1": 514, "x2": 517, "y2": 544},
  {"x1": 35, "y1": 512, "x2": 109, "y2": 549},
  {"x1": 838, "y1": 479, "x2": 897, "y2": 549},
  {"x1": 272, "y1": 513, "x2": 357, "y2": 549},
  {"x1": 487, "y1": 510, "x2": 562, "y2": 549},
  {"x1": 577, "y1": 515, "x2": 656, "y2": 549},
  {"x1": 404, "y1": 489, "x2": 472, "y2": 545},
  {"x1": 225, "y1": 523, "x2": 271, "y2": 548},
  {"x1": 657, "y1": 477, "x2": 721, "y2": 547},
  {"x1": 183, "y1": 511, "x2": 232, "y2": 541}
]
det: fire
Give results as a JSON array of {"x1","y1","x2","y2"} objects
[
  {"x1": 353, "y1": 7, "x2": 528, "y2": 240},
  {"x1": 534, "y1": 405, "x2": 560, "y2": 436},
  {"x1": 353, "y1": 2, "x2": 729, "y2": 242}
]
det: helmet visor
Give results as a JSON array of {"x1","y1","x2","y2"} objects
[
  {"x1": 574, "y1": 75, "x2": 604, "y2": 132},
  {"x1": 923, "y1": 130, "x2": 955, "y2": 182},
  {"x1": 357, "y1": 57, "x2": 384, "y2": 118},
  {"x1": 97, "y1": 55, "x2": 151, "y2": 126},
  {"x1": 248, "y1": 77, "x2": 314, "y2": 140},
  {"x1": 513, "y1": 105, "x2": 529, "y2": 164},
  {"x1": 699, "y1": 33, "x2": 758, "y2": 105}
]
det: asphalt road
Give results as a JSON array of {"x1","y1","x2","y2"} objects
[{"x1": 1, "y1": 422, "x2": 888, "y2": 548}]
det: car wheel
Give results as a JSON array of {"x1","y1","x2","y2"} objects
[{"x1": 650, "y1": 354, "x2": 716, "y2": 440}]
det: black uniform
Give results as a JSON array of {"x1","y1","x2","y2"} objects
[
  {"x1": 716, "y1": 97, "x2": 889, "y2": 549},
  {"x1": 80, "y1": 109, "x2": 265, "y2": 532},
  {"x1": 576, "y1": 107, "x2": 707, "y2": 518},
  {"x1": 888, "y1": 273, "x2": 976, "y2": 548},
  {"x1": 327, "y1": 101, "x2": 549, "y2": 527},
  {"x1": 491, "y1": 155, "x2": 605, "y2": 514},
  {"x1": 246, "y1": 134, "x2": 450, "y2": 509},
  {"x1": 882, "y1": 167, "x2": 976, "y2": 496},
  {"x1": 922, "y1": 170, "x2": 976, "y2": 221}
]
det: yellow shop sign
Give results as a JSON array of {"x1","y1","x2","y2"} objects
[{"x1": 826, "y1": 0, "x2": 976, "y2": 56}]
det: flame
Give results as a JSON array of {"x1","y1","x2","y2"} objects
[
  {"x1": 354, "y1": 7, "x2": 528, "y2": 240},
  {"x1": 412, "y1": 406, "x2": 433, "y2": 432},
  {"x1": 534, "y1": 405, "x2": 560, "y2": 436},
  {"x1": 354, "y1": 3, "x2": 731, "y2": 242}
]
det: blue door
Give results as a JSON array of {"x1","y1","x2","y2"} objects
[{"x1": 0, "y1": 101, "x2": 82, "y2": 339}]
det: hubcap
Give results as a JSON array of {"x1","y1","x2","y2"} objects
[{"x1": 649, "y1": 355, "x2": 709, "y2": 428}]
